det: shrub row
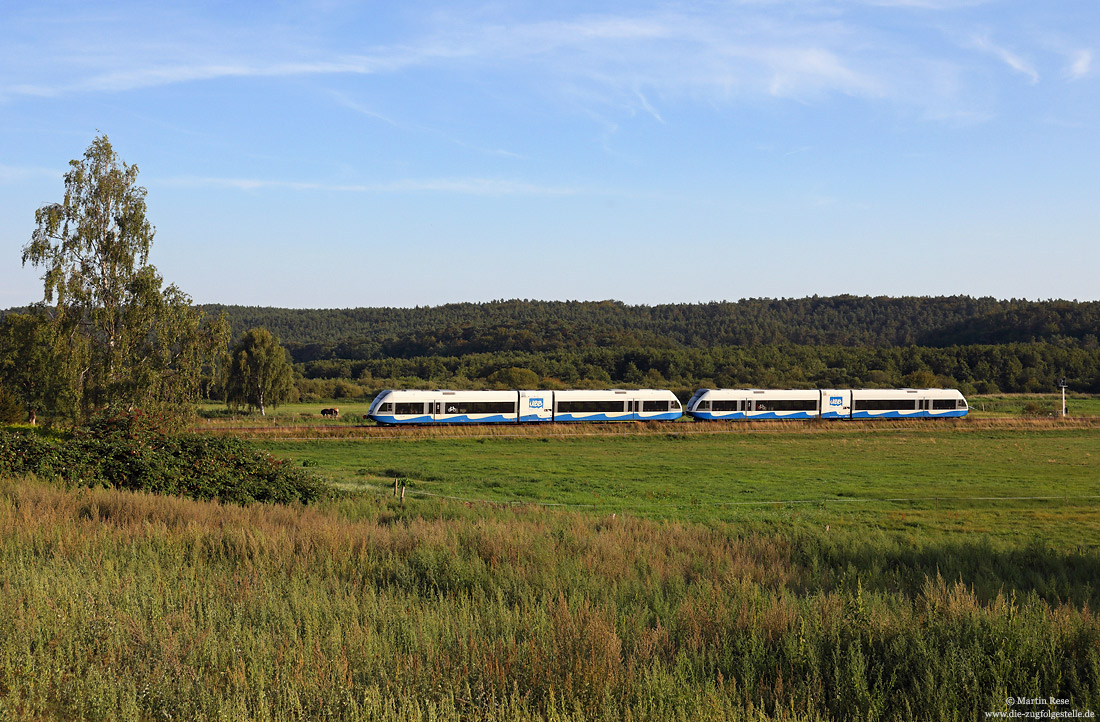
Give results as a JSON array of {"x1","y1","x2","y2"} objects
[{"x1": 0, "y1": 410, "x2": 324, "y2": 504}]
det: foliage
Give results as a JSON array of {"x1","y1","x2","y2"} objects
[
  {"x1": 487, "y1": 366, "x2": 540, "y2": 388},
  {"x1": 0, "y1": 475, "x2": 1096, "y2": 720},
  {"x1": 1021, "y1": 400, "x2": 1056, "y2": 417},
  {"x1": 0, "y1": 383, "x2": 24, "y2": 423},
  {"x1": 0, "y1": 311, "x2": 80, "y2": 423},
  {"x1": 186, "y1": 298, "x2": 1100, "y2": 394},
  {"x1": 0, "y1": 409, "x2": 324, "y2": 504},
  {"x1": 19, "y1": 134, "x2": 228, "y2": 423},
  {"x1": 201, "y1": 297, "x2": 1100, "y2": 354},
  {"x1": 224, "y1": 327, "x2": 296, "y2": 416}
]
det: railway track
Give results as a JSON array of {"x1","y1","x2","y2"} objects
[{"x1": 195, "y1": 415, "x2": 1100, "y2": 441}]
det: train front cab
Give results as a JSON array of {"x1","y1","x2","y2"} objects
[
  {"x1": 368, "y1": 389, "x2": 434, "y2": 425},
  {"x1": 368, "y1": 389, "x2": 527, "y2": 424}
]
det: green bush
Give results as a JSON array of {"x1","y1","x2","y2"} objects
[
  {"x1": 0, "y1": 409, "x2": 324, "y2": 504},
  {"x1": 0, "y1": 385, "x2": 25, "y2": 423}
]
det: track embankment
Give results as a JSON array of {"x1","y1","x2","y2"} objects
[{"x1": 195, "y1": 416, "x2": 1100, "y2": 441}]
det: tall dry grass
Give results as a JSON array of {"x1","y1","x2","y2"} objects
[{"x1": 1, "y1": 475, "x2": 1097, "y2": 721}]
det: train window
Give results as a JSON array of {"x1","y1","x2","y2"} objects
[
  {"x1": 642, "y1": 400, "x2": 669, "y2": 412},
  {"x1": 378, "y1": 403, "x2": 393, "y2": 413},
  {"x1": 854, "y1": 399, "x2": 917, "y2": 411},
  {"x1": 558, "y1": 401, "x2": 625, "y2": 413},
  {"x1": 712, "y1": 400, "x2": 739, "y2": 411},
  {"x1": 445, "y1": 401, "x2": 516, "y2": 414},
  {"x1": 697, "y1": 400, "x2": 711, "y2": 411},
  {"x1": 759, "y1": 399, "x2": 818, "y2": 411},
  {"x1": 933, "y1": 399, "x2": 958, "y2": 410},
  {"x1": 395, "y1": 402, "x2": 424, "y2": 415},
  {"x1": 671, "y1": 400, "x2": 681, "y2": 409}
]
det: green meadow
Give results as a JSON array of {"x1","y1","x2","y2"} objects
[
  {"x1": 261, "y1": 426, "x2": 1100, "y2": 543},
  {"x1": 3, "y1": 423, "x2": 1099, "y2": 720}
]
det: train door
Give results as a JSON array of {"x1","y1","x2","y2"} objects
[
  {"x1": 819, "y1": 390, "x2": 852, "y2": 419},
  {"x1": 518, "y1": 391, "x2": 553, "y2": 423},
  {"x1": 428, "y1": 401, "x2": 440, "y2": 421}
]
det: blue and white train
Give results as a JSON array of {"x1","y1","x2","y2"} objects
[
  {"x1": 366, "y1": 387, "x2": 969, "y2": 425},
  {"x1": 367, "y1": 388, "x2": 683, "y2": 425},
  {"x1": 685, "y1": 388, "x2": 969, "y2": 421}
]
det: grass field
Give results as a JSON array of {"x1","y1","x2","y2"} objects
[
  {"x1": 3, "y1": 416, "x2": 1099, "y2": 720},
  {"x1": 258, "y1": 425, "x2": 1100, "y2": 545}
]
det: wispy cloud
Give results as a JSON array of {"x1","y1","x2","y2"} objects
[
  {"x1": 1, "y1": 0, "x2": 1089, "y2": 124},
  {"x1": 328, "y1": 90, "x2": 402, "y2": 127},
  {"x1": 0, "y1": 164, "x2": 63, "y2": 183},
  {"x1": 0, "y1": 5, "x2": 884, "y2": 109},
  {"x1": 158, "y1": 175, "x2": 580, "y2": 196},
  {"x1": 858, "y1": 0, "x2": 990, "y2": 8},
  {"x1": 968, "y1": 34, "x2": 1039, "y2": 83},
  {"x1": 1067, "y1": 49, "x2": 1092, "y2": 80}
]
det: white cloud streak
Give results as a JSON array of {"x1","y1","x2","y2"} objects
[
  {"x1": 158, "y1": 175, "x2": 581, "y2": 196},
  {"x1": 968, "y1": 34, "x2": 1039, "y2": 83},
  {"x1": 1, "y1": 1, "x2": 1090, "y2": 122},
  {"x1": 1068, "y1": 49, "x2": 1092, "y2": 79}
]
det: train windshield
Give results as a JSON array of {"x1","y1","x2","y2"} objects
[{"x1": 368, "y1": 392, "x2": 392, "y2": 414}]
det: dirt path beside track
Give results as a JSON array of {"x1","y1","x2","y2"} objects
[{"x1": 196, "y1": 416, "x2": 1100, "y2": 441}]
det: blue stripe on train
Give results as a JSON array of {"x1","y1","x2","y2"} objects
[
  {"x1": 554, "y1": 412, "x2": 681, "y2": 422},
  {"x1": 370, "y1": 414, "x2": 518, "y2": 424},
  {"x1": 850, "y1": 410, "x2": 969, "y2": 419},
  {"x1": 687, "y1": 411, "x2": 815, "y2": 421},
  {"x1": 554, "y1": 412, "x2": 633, "y2": 422},
  {"x1": 687, "y1": 411, "x2": 746, "y2": 421}
]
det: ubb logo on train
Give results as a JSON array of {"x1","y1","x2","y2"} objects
[
  {"x1": 528, "y1": 398, "x2": 544, "y2": 409},
  {"x1": 829, "y1": 396, "x2": 843, "y2": 407}
]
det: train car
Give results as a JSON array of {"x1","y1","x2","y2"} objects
[
  {"x1": 367, "y1": 389, "x2": 525, "y2": 425},
  {"x1": 686, "y1": 388, "x2": 967, "y2": 421},
  {"x1": 367, "y1": 388, "x2": 682, "y2": 424},
  {"x1": 685, "y1": 388, "x2": 835, "y2": 421},
  {"x1": 850, "y1": 388, "x2": 968, "y2": 419},
  {"x1": 552, "y1": 389, "x2": 682, "y2": 422}
]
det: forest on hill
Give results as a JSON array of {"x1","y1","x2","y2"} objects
[
  {"x1": 198, "y1": 297, "x2": 1100, "y2": 397},
  {"x1": 203, "y1": 296, "x2": 1100, "y2": 355}
]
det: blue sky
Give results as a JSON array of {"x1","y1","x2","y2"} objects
[{"x1": 2, "y1": 0, "x2": 1097, "y2": 308}]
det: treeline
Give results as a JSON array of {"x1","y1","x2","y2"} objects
[
  {"x1": 8, "y1": 297, "x2": 1100, "y2": 409},
  {"x1": 194, "y1": 297, "x2": 1100, "y2": 398},
  {"x1": 291, "y1": 342, "x2": 1100, "y2": 400},
  {"x1": 201, "y1": 297, "x2": 1100, "y2": 356}
]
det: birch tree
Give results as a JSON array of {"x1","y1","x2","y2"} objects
[
  {"x1": 21, "y1": 134, "x2": 227, "y2": 422},
  {"x1": 224, "y1": 327, "x2": 296, "y2": 416}
]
